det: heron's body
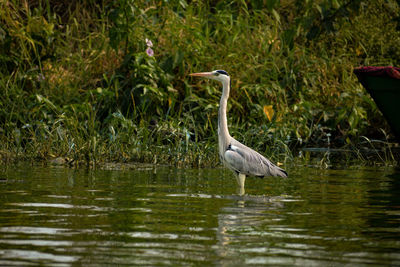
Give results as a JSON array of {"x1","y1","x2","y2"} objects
[{"x1": 190, "y1": 70, "x2": 287, "y2": 194}]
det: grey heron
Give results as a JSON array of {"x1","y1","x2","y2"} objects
[{"x1": 190, "y1": 70, "x2": 287, "y2": 194}]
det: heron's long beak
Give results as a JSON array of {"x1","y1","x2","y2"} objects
[{"x1": 189, "y1": 72, "x2": 213, "y2": 78}]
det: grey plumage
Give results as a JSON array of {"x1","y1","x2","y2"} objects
[
  {"x1": 189, "y1": 70, "x2": 287, "y2": 194},
  {"x1": 224, "y1": 139, "x2": 288, "y2": 178}
]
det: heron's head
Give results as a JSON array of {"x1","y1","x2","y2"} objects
[{"x1": 189, "y1": 70, "x2": 230, "y2": 83}]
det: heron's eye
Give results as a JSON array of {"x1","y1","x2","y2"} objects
[{"x1": 214, "y1": 72, "x2": 219, "y2": 76}]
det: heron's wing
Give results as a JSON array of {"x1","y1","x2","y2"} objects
[{"x1": 224, "y1": 139, "x2": 287, "y2": 178}]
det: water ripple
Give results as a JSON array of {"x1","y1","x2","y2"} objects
[{"x1": 0, "y1": 166, "x2": 400, "y2": 266}]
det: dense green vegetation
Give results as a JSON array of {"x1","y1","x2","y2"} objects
[{"x1": 1, "y1": 0, "x2": 399, "y2": 167}]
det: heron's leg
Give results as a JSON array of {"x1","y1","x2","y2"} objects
[{"x1": 236, "y1": 173, "x2": 246, "y2": 195}]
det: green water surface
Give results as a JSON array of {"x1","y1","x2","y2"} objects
[{"x1": 0, "y1": 164, "x2": 399, "y2": 266}]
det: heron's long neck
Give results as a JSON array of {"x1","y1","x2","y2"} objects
[{"x1": 218, "y1": 79, "x2": 231, "y2": 151}]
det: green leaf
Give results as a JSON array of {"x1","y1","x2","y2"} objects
[{"x1": 272, "y1": 9, "x2": 280, "y2": 24}]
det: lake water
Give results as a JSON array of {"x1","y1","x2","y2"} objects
[{"x1": 0, "y1": 164, "x2": 400, "y2": 266}]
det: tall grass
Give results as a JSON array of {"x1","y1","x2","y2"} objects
[{"x1": 0, "y1": 0, "x2": 399, "y2": 166}]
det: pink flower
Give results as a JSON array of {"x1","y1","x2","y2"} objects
[
  {"x1": 145, "y1": 38, "x2": 154, "y2": 56},
  {"x1": 146, "y1": 47, "x2": 154, "y2": 57},
  {"x1": 145, "y1": 38, "x2": 153, "y2": 47}
]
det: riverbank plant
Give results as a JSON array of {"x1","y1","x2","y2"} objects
[{"x1": 1, "y1": 0, "x2": 399, "y2": 167}]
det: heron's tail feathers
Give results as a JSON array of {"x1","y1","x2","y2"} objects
[
  {"x1": 277, "y1": 168, "x2": 288, "y2": 178},
  {"x1": 270, "y1": 165, "x2": 288, "y2": 178}
]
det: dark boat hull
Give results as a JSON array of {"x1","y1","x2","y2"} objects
[{"x1": 354, "y1": 66, "x2": 400, "y2": 142}]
